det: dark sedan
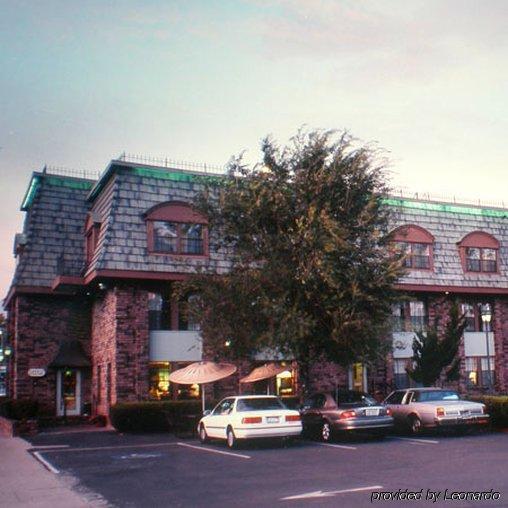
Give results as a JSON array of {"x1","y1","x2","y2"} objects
[{"x1": 301, "y1": 390, "x2": 394, "y2": 442}]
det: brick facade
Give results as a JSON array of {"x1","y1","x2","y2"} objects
[{"x1": 8, "y1": 294, "x2": 91, "y2": 415}]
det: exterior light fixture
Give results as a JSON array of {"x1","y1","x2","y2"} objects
[
  {"x1": 224, "y1": 340, "x2": 231, "y2": 347},
  {"x1": 481, "y1": 305, "x2": 493, "y2": 393}
]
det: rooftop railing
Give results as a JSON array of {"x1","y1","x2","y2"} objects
[
  {"x1": 117, "y1": 152, "x2": 227, "y2": 175},
  {"x1": 390, "y1": 188, "x2": 507, "y2": 210}
]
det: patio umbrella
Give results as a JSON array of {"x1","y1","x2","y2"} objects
[
  {"x1": 240, "y1": 363, "x2": 288, "y2": 394},
  {"x1": 169, "y1": 361, "x2": 237, "y2": 412}
]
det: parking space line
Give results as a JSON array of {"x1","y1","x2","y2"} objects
[
  {"x1": 29, "y1": 445, "x2": 70, "y2": 450},
  {"x1": 38, "y1": 442, "x2": 180, "y2": 453},
  {"x1": 389, "y1": 437, "x2": 439, "y2": 445},
  {"x1": 32, "y1": 451, "x2": 60, "y2": 474},
  {"x1": 314, "y1": 442, "x2": 357, "y2": 450},
  {"x1": 177, "y1": 442, "x2": 251, "y2": 459}
]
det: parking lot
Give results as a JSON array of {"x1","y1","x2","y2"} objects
[{"x1": 26, "y1": 429, "x2": 508, "y2": 508}]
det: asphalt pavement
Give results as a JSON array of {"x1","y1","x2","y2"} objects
[{"x1": 22, "y1": 428, "x2": 508, "y2": 508}]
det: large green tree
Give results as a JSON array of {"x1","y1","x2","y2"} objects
[
  {"x1": 407, "y1": 301, "x2": 467, "y2": 386},
  {"x1": 180, "y1": 130, "x2": 404, "y2": 390}
]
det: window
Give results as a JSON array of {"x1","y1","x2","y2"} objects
[
  {"x1": 152, "y1": 221, "x2": 204, "y2": 255},
  {"x1": 178, "y1": 294, "x2": 201, "y2": 331},
  {"x1": 145, "y1": 201, "x2": 208, "y2": 256},
  {"x1": 461, "y1": 302, "x2": 493, "y2": 332},
  {"x1": 393, "y1": 359, "x2": 410, "y2": 390},
  {"x1": 148, "y1": 292, "x2": 172, "y2": 331},
  {"x1": 391, "y1": 225, "x2": 434, "y2": 271},
  {"x1": 396, "y1": 242, "x2": 431, "y2": 269},
  {"x1": 465, "y1": 248, "x2": 497, "y2": 273},
  {"x1": 85, "y1": 214, "x2": 101, "y2": 265},
  {"x1": 212, "y1": 398, "x2": 235, "y2": 415},
  {"x1": 458, "y1": 231, "x2": 499, "y2": 274},
  {"x1": 149, "y1": 362, "x2": 171, "y2": 400},
  {"x1": 392, "y1": 300, "x2": 428, "y2": 332},
  {"x1": 384, "y1": 391, "x2": 405, "y2": 405}
]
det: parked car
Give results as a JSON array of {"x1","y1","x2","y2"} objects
[
  {"x1": 300, "y1": 390, "x2": 394, "y2": 442},
  {"x1": 198, "y1": 395, "x2": 302, "y2": 448},
  {"x1": 384, "y1": 388, "x2": 490, "y2": 434}
]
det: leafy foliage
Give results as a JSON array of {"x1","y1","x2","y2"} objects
[
  {"x1": 407, "y1": 301, "x2": 467, "y2": 386},
  {"x1": 179, "y1": 130, "x2": 404, "y2": 386}
]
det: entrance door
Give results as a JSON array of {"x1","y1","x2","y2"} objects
[
  {"x1": 348, "y1": 363, "x2": 367, "y2": 392},
  {"x1": 56, "y1": 369, "x2": 82, "y2": 416}
]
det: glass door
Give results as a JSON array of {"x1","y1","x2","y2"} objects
[
  {"x1": 349, "y1": 363, "x2": 367, "y2": 392},
  {"x1": 57, "y1": 368, "x2": 82, "y2": 416}
]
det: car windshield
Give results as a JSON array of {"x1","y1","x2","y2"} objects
[
  {"x1": 336, "y1": 391, "x2": 377, "y2": 406},
  {"x1": 414, "y1": 390, "x2": 460, "y2": 402},
  {"x1": 236, "y1": 398, "x2": 286, "y2": 412}
]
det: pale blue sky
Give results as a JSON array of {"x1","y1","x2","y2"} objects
[{"x1": 2, "y1": 0, "x2": 508, "y2": 302}]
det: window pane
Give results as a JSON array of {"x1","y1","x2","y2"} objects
[
  {"x1": 412, "y1": 243, "x2": 429, "y2": 255},
  {"x1": 181, "y1": 224, "x2": 203, "y2": 254},
  {"x1": 466, "y1": 247, "x2": 481, "y2": 259},
  {"x1": 461, "y1": 303, "x2": 476, "y2": 331},
  {"x1": 148, "y1": 292, "x2": 171, "y2": 330},
  {"x1": 466, "y1": 258, "x2": 481, "y2": 272},
  {"x1": 153, "y1": 221, "x2": 178, "y2": 253}
]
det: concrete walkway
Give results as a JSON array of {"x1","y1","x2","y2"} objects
[{"x1": 0, "y1": 436, "x2": 103, "y2": 507}]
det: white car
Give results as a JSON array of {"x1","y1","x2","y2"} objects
[{"x1": 198, "y1": 395, "x2": 302, "y2": 448}]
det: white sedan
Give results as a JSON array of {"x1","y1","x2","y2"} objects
[{"x1": 198, "y1": 395, "x2": 302, "y2": 448}]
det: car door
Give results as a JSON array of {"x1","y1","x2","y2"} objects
[{"x1": 205, "y1": 398, "x2": 235, "y2": 439}]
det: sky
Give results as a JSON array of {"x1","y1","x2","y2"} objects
[{"x1": 1, "y1": 0, "x2": 508, "y2": 305}]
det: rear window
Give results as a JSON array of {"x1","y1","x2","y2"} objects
[
  {"x1": 236, "y1": 398, "x2": 286, "y2": 412},
  {"x1": 414, "y1": 390, "x2": 460, "y2": 402},
  {"x1": 337, "y1": 391, "x2": 377, "y2": 406}
]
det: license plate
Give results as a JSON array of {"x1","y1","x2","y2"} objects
[
  {"x1": 266, "y1": 417, "x2": 279, "y2": 423},
  {"x1": 365, "y1": 408, "x2": 380, "y2": 416}
]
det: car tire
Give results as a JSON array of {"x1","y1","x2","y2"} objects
[
  {"x1": 199, "y1": 424, "x2": 208, "y2": 444},
  {"x1": 408, "y1": 415, "x2": 422, "y2": 435},
  {"x1": 226, "y1": 427, "x2": 237, "y2": 449},
  {"x1": 321, "y1": 421, "x2": 332, "y2": 442}
]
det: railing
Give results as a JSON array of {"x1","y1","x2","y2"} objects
[
  {"x1": 42, "y1": 165, "x2": 101, "y2": 180},
  {"x1": 390, "y1": 188, "x2": 507, "y2": 209},
  {"x1": 117, "y1": 153, "x2": 227, "y2": 175}
]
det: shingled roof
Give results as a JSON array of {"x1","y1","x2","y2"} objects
[
  {"x1": 8, "y1": 162, "x2": 508, "y2": 295},
  {"x1": 12, "y1": 172, "x2": 94, "y2": 288}
]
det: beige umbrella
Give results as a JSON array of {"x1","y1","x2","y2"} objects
[
  {"x1": 169, "y1": 361, "x2": 237, "y2": 412},
  {"x1": 240, "y1": 363, "x2": 288, "y2": 394}
]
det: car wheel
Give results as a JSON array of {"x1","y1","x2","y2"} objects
[
  {"x1": 409, "y1": 415, "x2": 422, "y2": 435},
  {"x1": 321, "y1": 421, "x2": 332, "y2": 442},
  {"x1": 199, "y1": 424, "x2": 208, "y2": 444},
  {"x1": 226, "y1": 427, "x2": 236, "y2": 449}
]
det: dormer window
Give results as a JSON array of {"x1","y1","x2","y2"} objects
[
  {"x1": 391, "y1": 225, "x2": 434, "y2": 271},
  {"x1": 458, "y1": 232, "x2": 499, "y2": 274},
  {"x1": 145, "y1": 201, "x2": 208, "y2": 257}
]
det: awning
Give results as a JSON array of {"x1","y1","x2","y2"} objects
[
  {"x1": 240, "y1": 363, "x2": 287, "y2": 384},
  {"x1": 48, "y1": 340, "x2": 91, "y2": 368}
]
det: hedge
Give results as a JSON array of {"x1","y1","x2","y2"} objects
[
  {"x1": 0, "y1": 399, "x2": 39, "y2": 420},
  {"x1": 110, "y1": 400, "x2": 204, "y2": 433},
  {"x1": 468, "y1": 395, "x2": 508, "y2": 428},
  {"x1": 110, "y1": 396, "x2": 301, "y2": 433}
]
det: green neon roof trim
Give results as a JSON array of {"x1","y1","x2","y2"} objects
[
  {"x1": 383, "y1": 197, "x2": 508, "y2": 219},
  {"x1": 21, "y1": 174, "x2": 94, "y2": 211},
  {"x1": 44, "y1": 176, "x2": 94, "y2": 190},
  {"x1": 21, "y1": 175, "x2": 41, "y2": 211},
  {"x1": 130, "y1": 166, "x2": 222, "y2": 184}
]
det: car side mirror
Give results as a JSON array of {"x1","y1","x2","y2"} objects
[{"x1": 202, "y1": 410, "x2": 211, "y2": 417}]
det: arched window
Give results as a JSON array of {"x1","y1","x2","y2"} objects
[
  {"x1": 390, "y1": 225, "x2": 434, "y2": 270},
  {"x1": 145, "y1": 202, "x2": 208, "y2": 256},
  {"x1": 458, "y1": 231, "x2": 499, "y2": 273}
]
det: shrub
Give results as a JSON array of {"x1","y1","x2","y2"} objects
[
  {"x1": 0, "y1": 399, "x2": 39, "y2": 420},
  {"x1": 468, "y1": 395, "x2": 508, "y2": 428},
  {"x1": 110, "y1": 400, "x2": 204, "y2": 433}
]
